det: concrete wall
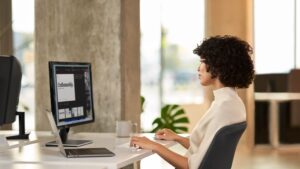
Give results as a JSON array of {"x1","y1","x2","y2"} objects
[
  {"x1": 120, "y1": 0, "x2": 141, "y2": 126},
  {"x1": 0, "y1": 0, "x2": 13, "y2": 55},
  {"x1": 0, "y1": 0, "x2": 13, "y2": 130},
  {"x1": 35, "y1": 0, "x2": 140, "y2": 132}
]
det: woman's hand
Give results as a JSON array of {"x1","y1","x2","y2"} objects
[
  {"x1": 131, "y1": 135, "x2": 189, "y2": 169},
  {"x1": 130, "y1": 136, "x2": 160, "y2": 151},
  {"x1": 155, "y1": 128, "x2": 178, "y2": 141}
]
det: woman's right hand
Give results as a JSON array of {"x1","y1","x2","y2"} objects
[{"x1": 155, "y1": 128, "x2": 178, "y2": 141}]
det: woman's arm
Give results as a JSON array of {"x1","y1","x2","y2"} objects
[
  {"x1": 155, "y1": 128, "x2": 190, "y2": 149},
  {"x1": 131, "y1": 136, "x2": 189, "y2": 169},
  {"x1": 174, "y1": 135, "x2": 190, "y2": 149}
]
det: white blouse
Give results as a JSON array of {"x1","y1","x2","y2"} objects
[{"x1": 186, "y1": 87, "x2": 246, "y2": 169}]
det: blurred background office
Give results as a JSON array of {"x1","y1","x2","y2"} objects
[{"x1": 1, "y1": 0, "x2": 300, "y2": 168}]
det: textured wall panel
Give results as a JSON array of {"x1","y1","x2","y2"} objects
[{"x1": 35, "y1": 0, "x2": 123, "y2": 132}]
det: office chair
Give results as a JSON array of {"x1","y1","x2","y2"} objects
[{"x1": 198, "y1": 121, "x2": 246, "y2": 169}]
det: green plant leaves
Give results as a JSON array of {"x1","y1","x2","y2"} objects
[
  {"x1": 151, "y1": 104, "x2": 189, "y2": 133},
  {"x1": 141, "y1": 96, "x2": 145, "y2": 113}
]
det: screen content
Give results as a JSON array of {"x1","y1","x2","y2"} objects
[{"x1": 51, "y1": 64, "x2": 94, "y2": 127}]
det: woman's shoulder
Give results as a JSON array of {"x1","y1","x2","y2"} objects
[
  {"x1": 215, "y1": 96, "x2": 244, "y2": 110},
  {"x1": 213, "y1": 97, "x2": 246, "y2": 121}
]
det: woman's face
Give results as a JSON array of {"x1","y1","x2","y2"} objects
[{"x1": 198, "y1": 59, "x2": 214, "y2": 86}]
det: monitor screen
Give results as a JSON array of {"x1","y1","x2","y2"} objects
[
  {"x1": 49, "y1": 61, "x2": 95, "y2": 128},
  {"x1": 0, "y1": 55, "x2": 21, "y2": 126}
]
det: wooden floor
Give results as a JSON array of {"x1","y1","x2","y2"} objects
[
  {"x1": 140, "y1": 144, "x2": 300, "y2": 169},
  {"x1": 232, "y1": 145, "x2": 300, "y2": 169}
]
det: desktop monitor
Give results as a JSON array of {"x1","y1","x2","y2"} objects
[
  {"x1": 48, "y1": 61, "x2": 95, "y2": 146},
  {"x1": 0, "y1": 55, "x2": 29, "y2": 139}
]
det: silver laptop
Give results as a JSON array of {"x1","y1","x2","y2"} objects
[{"x1": 46, "y1": 110, "x2": 115, "y2": 158}]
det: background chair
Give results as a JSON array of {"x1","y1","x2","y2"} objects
[
  {"x1": 254, "y1": 70, "x2": 300, "y2": 144},
  {"x1": 198, "y1": 122, "x2": 246, "y2": 169},
  {"x1": 283, "y1": 69, "x2": 300, "y2": 143},
  {"x1": 254, "y1": 73, "x2": 288, "y2": 144}
]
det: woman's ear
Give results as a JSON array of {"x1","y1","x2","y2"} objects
[{"x1": 205, "y1": 64, "x2": 210, "y2": 73}]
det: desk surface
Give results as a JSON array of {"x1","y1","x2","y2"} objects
[{"x1": 0, "y1": 132, "x2": 177, "y2": 169}]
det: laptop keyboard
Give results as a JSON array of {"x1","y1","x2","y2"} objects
[{"x1": 65, "y1": 148, "x2": 115, "y2": 157}]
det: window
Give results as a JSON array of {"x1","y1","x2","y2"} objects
[
  {"x1": 254, "y1": 0, "x2": 296, "y2": 74},
  {"x1": 140, "y1": 0, "x2": 204, "y2": 131},
  {"x1": 12, "y1": 0, "x2": 35, "y2": 130}
]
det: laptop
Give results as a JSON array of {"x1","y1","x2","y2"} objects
[
  {"x1": 46, "y1": 110, "x2": 115, "y2": 158},
  {"x1": 45, "y1": 139, "x2": 93, "y2": 147}
]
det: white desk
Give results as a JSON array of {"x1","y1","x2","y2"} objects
[
  {"x1": 0, "y1": 132, "x2": 177, "y2": 169},
  {"x1": 0, "y1": 130, "x2": 40, "y2": 151},
  {"x1": 255, "y1": 92, "x2": 300, "y2": 149}
]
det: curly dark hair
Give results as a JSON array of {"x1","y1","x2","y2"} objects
[{"x1": 193, "y1": 35, "x2": 255, "y2": 88}]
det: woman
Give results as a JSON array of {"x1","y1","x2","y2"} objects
[{"x1": 131, "y1": 35, "x2": 255, "y2": 169}]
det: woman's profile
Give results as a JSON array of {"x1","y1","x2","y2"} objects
[{"x1": 131, "y1": 35, "x2": 255, "y2": 169}]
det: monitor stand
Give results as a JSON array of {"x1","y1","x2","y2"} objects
[
  {"x1": 45, "y1": 127, "x2": 92, "y2": 147},
  {"x1": 6, "y1": 111, "x2": 30, "y2": 140}
]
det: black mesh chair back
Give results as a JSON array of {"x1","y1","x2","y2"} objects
[{"x1": 198, "y1": 121, "x2": 246, "y2": 169}]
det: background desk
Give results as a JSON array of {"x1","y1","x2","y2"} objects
[
  {"x1": 255, "y1": 92, "x2": 300, "y2": 149},
  {"x1": 0, "y1": 132, "x2": 177, "y2": 169}
]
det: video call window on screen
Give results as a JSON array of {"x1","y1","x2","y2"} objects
[{"x1": 49, "y1": 62, "x2": 94, "y2": 128}]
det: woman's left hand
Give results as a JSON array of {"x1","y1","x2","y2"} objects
[{"x1": 130, "y1": 136, "x2": 159, "y2": 151}]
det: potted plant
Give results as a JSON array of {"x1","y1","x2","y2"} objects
[{"x1": 151, "y1": 104, "x2": 189, "y2": 133}]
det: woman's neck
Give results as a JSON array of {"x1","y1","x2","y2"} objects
[{"x1": 211, "y1": 78, "x2": 225, "y2": 90}]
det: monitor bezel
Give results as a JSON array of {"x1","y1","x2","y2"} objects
[
  {"x1": 0, "y1": 55, "x2": 21, "y2": 126},
  {"x1": 48, "y1": 61, "x2": 95, "y2": 129}
]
